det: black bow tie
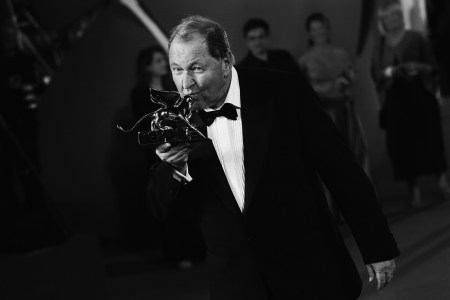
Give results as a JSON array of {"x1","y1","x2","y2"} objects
[{"x1": 198, "y1": 103, "x2": 238, "y2": 126}]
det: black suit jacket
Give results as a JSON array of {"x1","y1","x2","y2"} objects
[
  {"x1": 148, "y1": 67, "x2": 399, "y2": 300},
  {"x1": 238, "y1": 49, "x2": 303, "y2": 75}
]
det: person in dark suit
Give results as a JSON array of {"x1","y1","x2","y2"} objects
[
  {"x1": 148, "y1": 15, "x2": 398, "y2": 299},
  {"x1": 238, "y1": 18, "x2": 302, "y2": 74}
]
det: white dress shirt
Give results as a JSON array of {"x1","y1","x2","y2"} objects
[
  {"x1": 175, "y1": 67, "x2": 245, "y2": 212},
  {"x1": 205, "y1": 67, "x2": 245, "y2": 211}
]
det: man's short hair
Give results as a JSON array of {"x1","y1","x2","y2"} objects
[
  {"x1": 243, "y1": 18, "x2": 270, "y2": 37},
  {"x1": 379, "y1": 0, "x2": 402, "y2": 11},
  {"x1": 305, "y1": 12, "x2": 330, "y2": 31},
  {"x1": 169, "y1": 15, "x2": 235, "y2": 64}
]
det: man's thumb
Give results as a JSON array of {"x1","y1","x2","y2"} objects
[{"x1": 366, "y1": 265, "x2": 375, "y2": 282}]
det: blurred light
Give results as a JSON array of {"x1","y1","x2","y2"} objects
[
  {"x1": 43, "y1": 75, "x2": 51, "y2": 85},
  {"x1": 400, "y1": 0, "x2": 428, "y2": 33}
]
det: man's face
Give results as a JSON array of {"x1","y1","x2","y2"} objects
[
  {"x1": 245, "y1": 27, "x2": 268, "y2": 56},
  {"x1": 379, "y1": 6, "x2": 404, "y2": 33},
  {"x1": 169, "y1": 33, "x2": 231, "y2": 110},
  {"x1": 308, "y1": 21, "x2": 329, "y2": 46}
]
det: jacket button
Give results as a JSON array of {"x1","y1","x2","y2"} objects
[{"x1": 247, "y1": 235, "x2": 254, "y2": 242}]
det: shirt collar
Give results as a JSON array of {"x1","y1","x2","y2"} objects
[{"x1": 206, "y1": 66, "x2": 240, "y2": 111}]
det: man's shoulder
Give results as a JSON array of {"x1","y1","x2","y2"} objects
[
  {"x1": 234, "y1": 66, "x2": 313, "y2": 107},
  {"x1": 269, "y1": 49, "x2": 298, "y2": 61},
  {"x1": 405, "y1": 29, "x2": 424, "y2": 39},
  {"x1": 269, "y1": 49, "x2": 292, "y2": 57},
  {"x1": 404, "y1": 29, "x2": 428, "y2": 46},
  {"x1": 237, "y1": 52, "x2": 256, "y2": 67},
  {"x1": 235, "y1": 65, "x2": 308, "y2": 87}
]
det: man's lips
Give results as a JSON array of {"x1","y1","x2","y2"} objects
[{"x1": 185, "y1": 92, "x2": 200, "y2": 99}]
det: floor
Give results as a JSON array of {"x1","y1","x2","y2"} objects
[{"x1": 104, "y1": 183, "x2": 450, "y2": 300}]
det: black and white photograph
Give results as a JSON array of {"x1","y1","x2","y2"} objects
[{"x1": 1, "y1": 0, "x2": 450, "y2": 299}]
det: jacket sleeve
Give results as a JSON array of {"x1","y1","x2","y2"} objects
[
  {"x1": 296, "y1": 79, "x2": 400, "y2": 264},
  {"x1": 146, "y1": 161, "x2": 185, "y2": 221}
]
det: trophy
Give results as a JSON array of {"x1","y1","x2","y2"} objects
[{"x1": 117, "y1": 89, "x2": 206, "y2": 145}]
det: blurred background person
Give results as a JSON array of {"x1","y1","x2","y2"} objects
[
  {"x1": 426, "y1": 0, "x2": 450, "y2": 103},
  {"x1": 298, "y1": 12, "x2": 370, "y2": 220},
  {"x1": 298, "y1": 13, "x2": 369, "y2": 174},
  {"x1": 130, "y1": 46, "x2": 204, "y2": 268},
  {"x1": 371, "y1": 0, "x2": 450, "y2": 207},
  {"x1": 238, "y1": 18, "x2": 302, "y2": 74},
  {"x1": 130, "y1": 46, "x2": 176, "y2": 128}
]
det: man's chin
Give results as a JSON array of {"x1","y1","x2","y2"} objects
[
  {"x1": 191, "y1": 102, "x2": 204, "y2": 110},
  {"x1": 188, "y1": 96, "x2": 204, "y2": 110}
]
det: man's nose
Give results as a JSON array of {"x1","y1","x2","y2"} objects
[{"x1": 182, "y1": 72, "x2": 195, "y2": 94}]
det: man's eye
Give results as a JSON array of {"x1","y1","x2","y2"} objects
[
  {"x1": 192, "y1": 67, "x2": 203, "y2": 72},
  {"x1": 172, "y1": 67, "x2": 182, "y2": 73}
]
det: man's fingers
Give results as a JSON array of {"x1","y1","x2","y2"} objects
[
  {"x1": 172, "y1": 142, "x2": 190, "y2": 149},
  {"x1": 366, "y1": 265, "x2": 374, "y2": 282},
  {"x1": 367, "y1": 260, "x2": 396, "y2": 291},
  {"x1": 165, "y1": 146, "x2": 191, "y2": 169},
  {"x1": 158, "y1": 143, "x2": 191, "y2": 153},
  {"x1": 386, "y1": 270, "x2": 394, "y2": 283},
  {"x1": 385, "y1": 262, "x2": 395, "y2": 284},
  {"x1": 156, "y1": 143, "x2": 172, "y2": 153},
  {"x1": 167, "y1": 149, "x2": 190, "y2": 165},
  {"x1": 156, "y1": 143, "x2": 191, "y2": 160},
  {"x1": 376, "y1": 271, "x2": 386, "y2": 291}
]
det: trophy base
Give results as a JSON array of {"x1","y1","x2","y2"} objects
[{"x1": 138, "y1": 127, "x2": 206, "y2": 145}]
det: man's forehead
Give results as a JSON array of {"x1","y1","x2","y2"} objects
[
  {"x1": 247, "y1": 27, "x2": 268, "y2": 37},
  {"x1": 169, "y1": 35, "x2": 210, "y2": 60},
  {"x1": 171, "y1": 32, "x2": 207, "y2": 48}
]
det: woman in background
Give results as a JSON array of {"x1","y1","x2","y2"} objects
[
  {"x1": 131, "y1": 46, "x2": 175, "y2": 122},
  {"x1": 371, "y1": 0, "x2": 450, "y2": 207},
  {"x1": 299, "y1": 13, "x2": 370, "y2": 220},
  {"x1": 298, "y1": 13, "x2": 370, "y2": 174}
]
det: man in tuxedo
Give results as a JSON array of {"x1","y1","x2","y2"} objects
[{"x1": 148, "y1": 15, "x2": 398, "y2": 300}]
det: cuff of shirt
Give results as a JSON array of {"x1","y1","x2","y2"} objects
[{"x1": 172, "y1": 165, "x2": 193, "y2": 184}]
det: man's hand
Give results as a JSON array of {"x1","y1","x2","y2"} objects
[
  {"x1": 366, "y1": 259, "x2": 396, "y2": 291},
  {"x1": 156, "y1": 143, "x2": 192, "y2": 174},
  {"x1": 335, "y1": 76, "x2": 351, "y2": 90}
]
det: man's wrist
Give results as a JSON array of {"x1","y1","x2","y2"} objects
[
  {"x1": 175, "y1": 163, "x2": 188, "y2": 176},
  {"x1": 172, "y1": 164, "x2": 192, "y2": 184}
]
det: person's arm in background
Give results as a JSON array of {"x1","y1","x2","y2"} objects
[
  {"x1": 413, "y1": 31, "x2": 441, "y2": 102},
  {"x1": 370, "y1": 35, "x2": 392, "y2": 108},
  {"x1": 335, "y1": 48, "x2": 356, "y2": 93}
]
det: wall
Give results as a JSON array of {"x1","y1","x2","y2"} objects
[
  {"x1": 39, "y1": 2, "x2": 161, "y2": 240},
  {"x1": 401, "y1": 0, "x2": 427, "y2": 33},
  {"x1": 39, "y1": 0, "x2": 385, "y2": 240}
]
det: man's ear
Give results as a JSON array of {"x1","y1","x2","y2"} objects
[
  {"x1": 222, "y1": 51, "x2": 233, "y2": 71},
  {"x1": 223, "y1": 58, "x2": 231, "y2": 71}
]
